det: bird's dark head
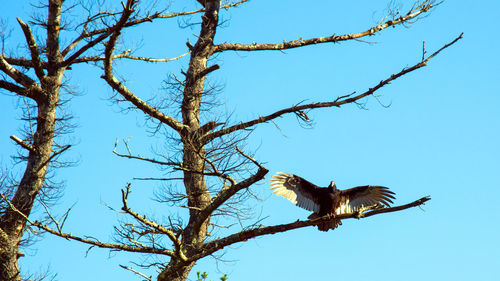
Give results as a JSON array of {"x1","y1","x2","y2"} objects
[{"x1": 328, "y1": 180, "x2": 337, "y2": 191}]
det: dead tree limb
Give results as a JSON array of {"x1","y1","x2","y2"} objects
[
  {"x1": 214, "y1": 1, "x2": 436, "y2": 53},
  {"x1": 0, "y1": 193, "x2": 177, "y2": 257},
  {"x1": 194, "y1": 196, "x2": 431, "y2": 260},
  {"x1": 202, "y1": 33, "x2": 463, "y2": 144},
  {"x1": 101, "y1": 0, "x2": 187, "y2": 133}
]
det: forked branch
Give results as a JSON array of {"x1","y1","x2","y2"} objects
[
  {"x1": 0, "y1": 56, "x2": 41, "y2": 96},
  {"x1": 0, "y1": 193, "x2": 176, "y2": 257},
  {"x1": 121, "y1": 184, "x2": 187, "y2": 261},
  {"x1": 61, "y1": 0, "x2": 249, "y2": 57},
  {"x1": 192, "y1": 164, "x2": 268, "y2": 233},
  {"x1": 101, "y1": 0, "x2": 186, "y2": 133}
]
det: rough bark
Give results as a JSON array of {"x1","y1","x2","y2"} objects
[
  {"x1": 0, "y1": 0, "x2": 66, "y2": 278},
  {"x1": 0, "y1": 52, "x2": 64, "y2": 281},
  {"x1": 158, "y1": 1, "x2": 220, "y2": 280},
  {"x1": 0, "y1": 0, "x2": 130, "y2": 279},
  {"x1": 0, "y1": 88, "x2": 60, "y2": 280}
]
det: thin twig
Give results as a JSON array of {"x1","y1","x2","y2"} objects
[
  {"x1": 119, "y1": 265, "x2": 152, "y2": 281},
  {"x1": 121, "y1": 184, "x2": 187, "y2": 261},
  {"x1": 113, "y1": 139, "x2": 180, "y2": 166}
]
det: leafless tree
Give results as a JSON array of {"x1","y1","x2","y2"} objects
[
  {"x1": 0, "y1": 0, "x2": 461, "y2": 280},
  {"x1": 0, "y1": 0, "x2": 237, "y2": 280}
]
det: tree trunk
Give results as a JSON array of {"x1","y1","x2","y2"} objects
[
  {"x1": 157, "y1": 1, "x2": 220, "y2": 280},
  {"x1": 0, "y1": 84, "x2": 61, "y2": 280},
  {"x1": 0, "y1": 0, "x2": 64, "y2": 273}
]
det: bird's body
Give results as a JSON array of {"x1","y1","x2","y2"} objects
[{"x1": 270, "y1": 172, "x2": 396, "y2": 231}]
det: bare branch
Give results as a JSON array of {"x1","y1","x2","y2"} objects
[
  {"x1": 119, "y1": 265, "x2": 152, "y2": 281},
  {"x1": 195, "y1": 196, "x2": 431, "y2": 260},
  {"x1": 110, "y1": 51, "x2": 190, "y2": 63},
  {"x1": 196, "y1": 64, "x2": 220, "y2": 80},
  {"x1": 63, "y1": 29, "x2": 117, "y2": 67},
  {"x1": 215, "y1": 1, "x2": 436, "y2": 52},
  {"x1": 197, "y1": 121, "x2": 224, "y2": 136},
  {"x1": 0, "y1": 80, "x2": 27, "y2": 96},
  {"x1": 234, "y1": 146, "x2": 265, "y2": 170},
  {"x1": 38, "y1": 145, "x2": 71, "y2": 172},
  {"x1": 0, "y1": 56, "x2": 42, "y2": 97},
  {"x1": 70, "y1": 50, "x2": 190, "y2": 64},
  {"x1": 1, "y1": 45, "x2": 187, "y2": 68},
  {"x1": 360, "y1": 196, "x2": 431, "y2": 218},
  {"x1": 16, "y1": 18, "x2": 45, "y2": 79},
  {"x1": 113, "y1": 139, "x2": 180, "y2": 166},
  {"x1": 423, "y1": 32, "x2": 463, "y2": 61},
  {"x1": 9, "y1": 135, "x2": 35, "y2": 153},
  {"x1": 2, "y1": 56, "x2": 47, "y2": 70},
  {"x1": 61, "y1": 8, "x2": 189, "y2": 67},
  {"x1": 62, "y1": 1, "x2": 144, "y2": 66},
  {"x1": 61, "y1": 0, "x2": 248, "y2": 57},
  {"x1": 192, "y1": 165, "x2": 268, "y2": 234},
  {"x1": 121, "y1": 184, "x2": 187, "y2": 261},
  {"x1": 0, "y1": 193, "x2": 176, "y2": 257},
  {"x1": 194, "y1": 147, "x2": 237, "y2": 185},
  {"x1": 133, "y1": 177, "x2": 184, "y2": 181},
  {"x1": 2, "y1": 57, "x2": 33, "y2": 69},
  {"x1": 202, "y1": 33, "x2": 463, "y2": 143},
  {"x1": 101, "y1": 1, "x2": 186, "y2": 133}
]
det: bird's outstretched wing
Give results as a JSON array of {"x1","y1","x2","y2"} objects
[
  {"x1": 337, "y1": 185, "x2": 396, "y2": 214},
  {"x1": 270, "y1": 172, "x2": 321, "y2": 213}
]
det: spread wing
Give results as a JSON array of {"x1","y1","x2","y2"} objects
[
  {"x1": 336, "y1": 185, "x2": 395, "y2": 214},
  {"x1": 270, "y1": 172, "x2": 322, "y2": 213}
]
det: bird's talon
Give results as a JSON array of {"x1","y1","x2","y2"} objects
[{"x1": 356, "y1": 210, "x2": 364, "y2": 219}]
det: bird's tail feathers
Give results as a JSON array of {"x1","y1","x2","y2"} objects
[{"x1": 308, "y1": 213, "x2": 342, "y2": 232}]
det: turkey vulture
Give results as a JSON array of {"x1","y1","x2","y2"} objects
[{"x1": 270, "y1": 172, "x2": 396, "y2": 231}]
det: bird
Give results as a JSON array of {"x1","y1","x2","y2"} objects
[{"x1": 270, "y1": 172, "x2": 396, "y2": 231}]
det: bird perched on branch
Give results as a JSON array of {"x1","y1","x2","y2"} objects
[{"x1": 270, "y1": 172, "x2": 396, "y2": 231}]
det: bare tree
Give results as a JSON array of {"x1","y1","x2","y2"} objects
[
  {"x1": 0, "y1": 0, "x2": 236, "y2": 280},
  {"x1": 1, "y1": 0, "x2": 461, "y2": 280}
]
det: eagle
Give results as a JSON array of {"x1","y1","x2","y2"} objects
[{"x1": 270, "y1": 172, "x2": 396, "y2": 231}]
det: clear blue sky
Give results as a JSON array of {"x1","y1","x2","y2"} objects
[{"x1": 1, "y1": 1, "x2": 499, "y2": 280}]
